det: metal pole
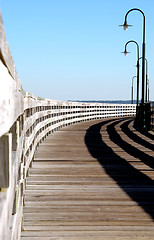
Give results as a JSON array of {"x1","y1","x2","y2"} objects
[
  {"x1": 132, "y1": 76, "x2": 137, "y2": 105},
  {"x1": 139, "y1": 57, "x2": 148, "y2": 102},
  {"x1": 147, "y1": 79, "x2": 149, "y2": 102},
  {"x1": 131, "y1": 85, "x2": 133, "y2": 104},
  {"x1": 145, "y1": 59, "x2": 148, "y2": 102},
  {"x1": 136, "y1": 59, "x2": 139, "y2": 107}
]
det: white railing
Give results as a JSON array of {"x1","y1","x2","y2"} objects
[{"x1": 0, "y1": 13, "x2": 136, "y2": 240}]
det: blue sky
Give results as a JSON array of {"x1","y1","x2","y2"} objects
[{"x1": 0, "y1": 0, "x2": 154, "y2": 101}]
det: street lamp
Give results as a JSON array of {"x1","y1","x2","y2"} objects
[
  {"x1": 122, "y1": 40, "x2": 140, "y2": 107},
  {"x1": 120, "y1": 8, "x2": 146, "y2": 105},
  {"x1": 120, "y1": 8, "x2": 151, "y2": 131},
  {"x1": 132, "y1": 76, "x2": 137, "y2": 104}
]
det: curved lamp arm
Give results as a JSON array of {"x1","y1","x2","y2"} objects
[
  {"x1": 123, "y1": 40, "x2": 139, "y2": 61},
  {"x1": 122, "y1": 40, "x2": 140, "y2": 107},
  {"x1": 124, "y1": 8, "x2": 145, "y2": 44}
]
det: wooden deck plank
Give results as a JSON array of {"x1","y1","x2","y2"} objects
[{"x1": 21, "y1": 118, "x2": 154, "y2": 239}]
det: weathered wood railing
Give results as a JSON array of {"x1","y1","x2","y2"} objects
[{"x1": 0, "y1": 12, "x2": 137, "y2": 240}]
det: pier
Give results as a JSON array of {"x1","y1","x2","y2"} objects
[{"x1": 0, "y1": 12, "x2": 154, "y2": 240}]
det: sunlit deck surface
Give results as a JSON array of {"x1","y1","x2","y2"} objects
[{"x1": 21, "y1": 117, "x2": 154, "y2": 240}]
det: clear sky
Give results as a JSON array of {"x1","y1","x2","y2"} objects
[{"x1": 0, "y1": 0, "x2": 154, "y2": 101}]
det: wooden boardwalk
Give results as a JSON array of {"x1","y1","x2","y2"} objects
[{"x1": 21, "y1": 117, "x2": 154, "y2": 240}]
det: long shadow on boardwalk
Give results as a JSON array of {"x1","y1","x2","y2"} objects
[
  {"x1": 121, "y1": 119, "x2": 154, "y2": 152},
  {"x1": 109, "y1": 120, "x2": 154, "y2": 170},
  {"x1": 85, "y1": 118, "x2": 154, "y2": 220}
]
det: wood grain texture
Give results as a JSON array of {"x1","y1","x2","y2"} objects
[{"x1": 21, "y1": 118, "x2": 154, "y2": 240}]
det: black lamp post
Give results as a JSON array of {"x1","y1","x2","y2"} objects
[
  {"x1": 132, "y1": 76, "x2": 137, "y2": 104},
  {"x1": 122, "y1": 40, "x2": 140, "y2": 107},
  {"x1": 120, "y1": 8, "x2": 150, "y2": 131}
]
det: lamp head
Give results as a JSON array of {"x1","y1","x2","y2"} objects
[
  {"x1": 121, "y1": 49, "x2": 130, "y2": 56},
  {"x1": 119, "y1": 20, "x2": 133, "y2": 30}
]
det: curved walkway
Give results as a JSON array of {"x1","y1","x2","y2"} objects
[{"x1": 21, "y1": 117, "x2": 154, "y2": 240}]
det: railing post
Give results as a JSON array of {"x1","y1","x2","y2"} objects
[
  {"x1": 0, "y1": 133, "x2": 12, "y2": 189},
  {"x1": 11, "y1": 121, "x2": 20, "y2": 151}
]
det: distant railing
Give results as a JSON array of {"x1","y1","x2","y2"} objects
[{"x1": 0, "y1": 12, "x2": 136, "y2": 240}]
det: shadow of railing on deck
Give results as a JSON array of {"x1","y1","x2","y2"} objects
[{"x1": 85, "y1": 118, "x2": 154, "y2": 220}]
